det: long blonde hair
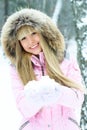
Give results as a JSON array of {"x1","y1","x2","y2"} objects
[{"x1": 16, "y1": 25, "x2": 86, "y2": 92}]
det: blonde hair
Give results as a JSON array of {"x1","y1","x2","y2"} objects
[{"x1": 16, "y1": 25, "x2": 86, "y2": 92}]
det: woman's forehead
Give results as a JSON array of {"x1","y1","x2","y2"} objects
[{"x1": 17, "y1": 26, "x2": 36, "y2": 40}]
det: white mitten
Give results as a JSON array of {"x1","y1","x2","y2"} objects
[{"x1": 24, "y1": 76, "x2": 61, "y2": 107}]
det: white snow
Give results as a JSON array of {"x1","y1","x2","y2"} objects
[
  {"x1": 0, "y1": 56, "x2": 22, "y2": 130},
  {"x1": 52, "y1": 0, "x2": 62, "y2": 25}
]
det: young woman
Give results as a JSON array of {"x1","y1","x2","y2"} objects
[{"x1": 1, "y1": 8, "x2": 86, "y2": 130}]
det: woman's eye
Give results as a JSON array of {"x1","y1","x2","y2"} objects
[
  {"x1": 31, "y1": 32, "x2": 37, "y2": 35},
  {"x1": 21, "y1": 37, "x2": 26, "y2": 41}
]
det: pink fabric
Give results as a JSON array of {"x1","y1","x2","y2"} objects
[{"x1": 10, "y1": 53, "x2": 84, "y2": 130}]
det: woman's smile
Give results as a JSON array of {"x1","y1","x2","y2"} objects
[{"x1": 30, "y1": 43, "x2": 39, "y2": 49}]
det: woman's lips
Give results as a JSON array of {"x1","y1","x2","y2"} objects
[{"x1": 30, "y1": 43, "x2": 39, "y2": 49}]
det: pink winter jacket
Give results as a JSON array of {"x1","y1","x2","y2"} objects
[{"x1": 10, "y1": 52, "x2": 84, "y2": 130}]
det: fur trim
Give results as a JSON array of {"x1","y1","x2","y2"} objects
[{"x1": 1, "y1": 8, "x2": 65, "y2": 63}]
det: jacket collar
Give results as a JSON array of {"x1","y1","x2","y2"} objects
[{"x1": 31, "y1": 52, "x2": 45, "y2": 67}]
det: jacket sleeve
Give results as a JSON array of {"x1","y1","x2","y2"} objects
[
  {"x1": 10, "y1": 66, "x2": 60, "y2": 119},
  {"x1": 66, "y1": 58, "x2": 83, "y2": 85},
  {"x1": 10, "y1": 66, "x2": 44, "y2": 119},
  {"x1": 55, "y1": 84, "x2": 84, "y2": 109},
  {"x1": 58, "y1": 58, "x2": 84, "y2": 109}
]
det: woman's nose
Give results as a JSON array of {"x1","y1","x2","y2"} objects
[{"x1": 27, "y1": 36, "x2": 33, "y2": 45}]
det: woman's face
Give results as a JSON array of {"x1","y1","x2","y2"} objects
[{"x1": 19, "y1": 31, "x2": 42, "y2": 55}]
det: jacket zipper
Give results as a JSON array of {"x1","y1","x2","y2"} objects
[
  {"x1": 19, "y1": 121, "x2": 30, "y2": 130},
  {"x1": 41, "y1": 65, "x2": 44, "y2": 76},
  {"x1": 68, "y1": 117, "x2": 80, "y2": 128}
]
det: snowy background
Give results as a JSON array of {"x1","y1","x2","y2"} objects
[
  {"x1": 0, "y1": 48, "x2": 22, "y2": 130},
  {"x1": 0, "y1": 0, "x2": 87, "y2": 129}
]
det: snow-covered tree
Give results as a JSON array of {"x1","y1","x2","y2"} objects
[{"x1": 70, "y1": 0, "x2": 87, "y2": 130}]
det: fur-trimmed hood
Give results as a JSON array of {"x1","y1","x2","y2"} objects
[{"x1": 1, "y1": 8, "x2": 65, "y2": 64}]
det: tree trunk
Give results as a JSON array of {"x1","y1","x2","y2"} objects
[
  {"x1": 4, "y1": 0, "x2": 9, "y2": 21},
  {"x1": 70, "y1": 0, "x2": 87, "y2": 130}
]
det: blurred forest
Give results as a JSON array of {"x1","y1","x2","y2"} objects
[
  {"x1": 0, "y1": 0, "x2": 87, "y2": 130},
  {"x1": 0, "y1": 0, "x2": 76, "y2": 40}
]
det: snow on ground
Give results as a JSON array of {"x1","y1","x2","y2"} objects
[{"x1": 0, "y1": 56, "x2": 22, "y2": 130}]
